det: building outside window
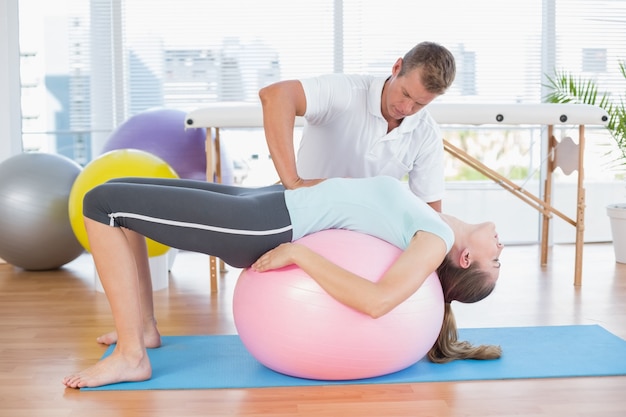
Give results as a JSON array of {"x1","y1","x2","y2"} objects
[{"x1": 16, "y1": 0, "x2": 626, "y2": 243}]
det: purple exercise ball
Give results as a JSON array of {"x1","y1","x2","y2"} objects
[{"x1": 101, "y1": 108, "x2": 208, "y2": 181}]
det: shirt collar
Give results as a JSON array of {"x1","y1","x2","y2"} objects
[{"x1": 367, "y1": 77, "x2": 387, "y2": 119}]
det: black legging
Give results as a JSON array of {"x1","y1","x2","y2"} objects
[{"x1": 83, "y1": 177, "x2": 293, "y2": 268}]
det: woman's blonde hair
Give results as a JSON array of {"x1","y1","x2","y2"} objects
[{"x1": 427, "y1": 257, "x2": 502, "y2": 363}]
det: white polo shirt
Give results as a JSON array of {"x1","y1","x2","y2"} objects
[{"x1": 297, "y1": 73, "x2": 445, "y2": 203}]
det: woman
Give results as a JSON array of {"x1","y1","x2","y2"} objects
[{"x1": 62, "y1": 175, "x2": 503, "y2": 389}]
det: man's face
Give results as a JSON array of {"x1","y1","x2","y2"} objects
[{"x1": 383, "y1": 58, "x2": 439, "y2": 121}]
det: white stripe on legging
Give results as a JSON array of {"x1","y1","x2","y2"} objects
[{"x1": 108, "y1": 212, "x2": 293, "y2": 236}]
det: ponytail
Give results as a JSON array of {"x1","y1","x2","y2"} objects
[
  {"x1": 427, "y1": 303, "x2": 502, "y2": 363},
  {"x1": 427, "y1": 256, "x2": 501, "y2": 363}
]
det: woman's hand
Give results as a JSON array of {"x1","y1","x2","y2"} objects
[{"x1": 252, "y1": 243, "x2": 304, "y2": 272}]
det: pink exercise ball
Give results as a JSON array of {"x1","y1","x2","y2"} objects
[{"x1": 233, "y1": 229, "x2": 445, "y2": 380}]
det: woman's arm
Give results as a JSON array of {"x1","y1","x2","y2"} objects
[{"x1": 251, "y1": 231, "x2": 447, "y2": 318}]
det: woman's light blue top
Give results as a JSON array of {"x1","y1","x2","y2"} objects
[{"x1": 284, "y1": 176, "x2": 454, "y2": 252}]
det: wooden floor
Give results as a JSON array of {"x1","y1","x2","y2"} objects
[{"x1": 0, "y1": 242, "x2": 625, "y2": 417}]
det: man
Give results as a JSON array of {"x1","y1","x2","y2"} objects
[{"x1": 259, "y1": 41, "x2": 456, "y2": 212}]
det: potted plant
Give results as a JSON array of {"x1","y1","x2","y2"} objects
[{"x1": 545, "y1": 61, "x2": 626, "y2": 263}]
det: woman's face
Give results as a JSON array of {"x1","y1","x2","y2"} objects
[{"x1": 467, "y1": 221, "x2": 504, "y2": 282}]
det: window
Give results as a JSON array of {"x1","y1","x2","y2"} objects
[
  {"x1": 17, "y1": 0, "x2": 626, "y2": 244},
  {"x1": 582, "y1": 48, "x2": 607, "y2": 73},
  {"x1": 18, "y1": 0, "x2": 626, "y2": 178}
]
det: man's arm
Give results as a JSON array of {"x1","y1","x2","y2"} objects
[{"x1": 259, "y1": 80, "x2": 323, "y2": 189}]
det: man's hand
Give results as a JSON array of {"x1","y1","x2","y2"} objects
[{"x1": 282, "y1": 177, "x2": 326, "y2": 189}]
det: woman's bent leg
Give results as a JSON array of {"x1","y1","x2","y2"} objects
[
  {"x1": 65, "y1": 178, "x2": 292, "y2": 387},
  {"x1": 62, "y1": 219, "x2": 153, "y2": 388},
  {"x1": 95, "y1": 227, "x2": 162, "y2": 348}
]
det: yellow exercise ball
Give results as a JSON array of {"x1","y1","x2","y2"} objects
[{"x1": 68, "y1": 149, "x2": 179, "y2": 257}]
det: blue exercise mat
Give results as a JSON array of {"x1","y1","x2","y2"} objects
[{"x1": 83, "y1": 325, "x2": 626, "y2": 391}]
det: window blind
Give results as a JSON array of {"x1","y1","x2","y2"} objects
[{"x1": 18, "y1": 0, "x2": 626, "y2": 164}]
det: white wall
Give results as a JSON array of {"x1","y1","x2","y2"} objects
[
  {"x1": 0, "y1": 0, "x2": 23, "y2": 163},
  {"x1": 444, "y1": 181, "x2": 622, "y2": 244}
]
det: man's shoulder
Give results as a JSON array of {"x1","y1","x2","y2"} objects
[{"x1": 306, "y1": 73, "x2": 379, "y2": 87}]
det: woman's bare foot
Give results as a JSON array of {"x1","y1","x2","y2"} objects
[
  {"x1": 62, "y1": 347, "x2": 152, "y2": 389},
  {"x1": 96, "y1": 319, "x2": 161, "y2": 348}
]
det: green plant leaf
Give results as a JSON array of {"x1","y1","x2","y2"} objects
[{"x1": 544, "y1": 61, "x2": 626, "y2": 169}]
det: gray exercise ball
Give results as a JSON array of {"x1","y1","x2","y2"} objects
[{"x1": 0, "y1": 152, "x2": 85, "y2": 270}]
